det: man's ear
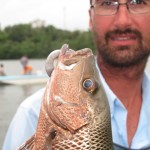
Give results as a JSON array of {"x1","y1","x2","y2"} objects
[{"x1": 89, "y1": 9, "x2": 93, "y2": 31}]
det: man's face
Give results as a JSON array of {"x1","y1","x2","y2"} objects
[{"x1": 89, "y1": 0, "x2": 150, "y2": 67}]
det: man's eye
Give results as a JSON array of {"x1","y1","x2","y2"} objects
[
  {"x1": 131, "y1": 0, "x2": 146, "y2": 4},
  {"x1": 101, "y1": 1, "x2": 113, "y2": 5},
  {"x1": 136, "y1": 0, "x2": 145, "y2": 4}
]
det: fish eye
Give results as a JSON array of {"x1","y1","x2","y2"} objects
[{"x1": 83, "y1": 79, "x2": 98, "y2": 93}]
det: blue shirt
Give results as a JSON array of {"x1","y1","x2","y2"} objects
[
  {"x1": 99, "y1": 71, "x2": 150, "y2": 149},
  {"x1": 3, "y1": 72, "x2": 150, "y2": 150}
]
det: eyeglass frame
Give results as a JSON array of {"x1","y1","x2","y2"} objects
[{"x1": 90, "y1": 0, "x2": 150, "y2": 16}]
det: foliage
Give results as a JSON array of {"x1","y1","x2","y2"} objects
[{"x1": 0, "y1": 24, "x2": 95, "y2": 59}]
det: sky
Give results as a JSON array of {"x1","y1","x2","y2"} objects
[{"x1": 0, "y1": 0, "x2": 90, "y2": 31}]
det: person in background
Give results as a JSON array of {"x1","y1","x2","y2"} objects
[
  {"x1": 0, "y1": 64, "x2": 6, "y2": 76},
  {"x1": 3, "y1": 0, "x2": 150, "y2": 149},
  {"x1": 20, "y1": 55, "x2": 33, "y2": 75}
]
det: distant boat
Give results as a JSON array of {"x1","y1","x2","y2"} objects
[{"x1": 0, "y1": 74, "x2": 49, "y2": 85}]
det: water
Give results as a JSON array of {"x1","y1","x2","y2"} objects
[
  {"x1": 0, "y1": 59, "x2": 46, "y2": 149},
  {"x1": 0, "y1": 59, "x2": 150, "y2": 149}
]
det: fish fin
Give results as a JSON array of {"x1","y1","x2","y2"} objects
[
  {"x1": 17, "y1": 134, "x2": 35, "y2": 150},
  {"x1": 49, "y1": 101, "x2": 88, "y2": 134}
]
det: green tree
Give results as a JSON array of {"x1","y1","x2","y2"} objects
[{"x1": 0, "y1": 24, "x2": 95, "y2": 59}]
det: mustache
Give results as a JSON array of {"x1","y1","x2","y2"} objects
[{"x1": 105, "y1": 28, "x2": 142, "y2": 41}]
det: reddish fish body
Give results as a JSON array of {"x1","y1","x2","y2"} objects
[{"x1": 18, "y1": 45, "x2": 113, "y2": 150}]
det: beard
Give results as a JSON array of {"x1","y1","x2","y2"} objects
[{"x1": 93, "y1": 28, "x2": 150, "y2": 67}]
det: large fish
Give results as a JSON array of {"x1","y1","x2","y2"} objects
[{"x1": 18, "y1": 44, "x2": 113, "y2": 150}]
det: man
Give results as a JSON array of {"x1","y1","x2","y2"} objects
[
  {"x1": 3, "y1": 0, "x2": 150, "y2": 149},
  {"x1": 0, "y1": 64, "x2": 6, "y2": 76},
  {"x1": 89, "y1": 0, "x2": 150, "y2": 149},
  {"x1": 20, "y1": 55, "x2": 33, "y2": 75}
]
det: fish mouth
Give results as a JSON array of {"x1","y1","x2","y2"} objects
[
  {"x1": 59, "y1": 47, "x2": 93, "y2": 71},
  {"x1": 60, "y1": 43, "x2": 93, "y2": 63}
]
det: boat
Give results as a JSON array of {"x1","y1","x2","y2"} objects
[{"x1": 0, "y1": 74, "x2": 49, "y2": 85}]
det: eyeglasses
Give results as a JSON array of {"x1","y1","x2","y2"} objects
[{"x1": 90, "y1": 0, "x2": 150, "y2": 16}]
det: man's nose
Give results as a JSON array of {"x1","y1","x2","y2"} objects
[{"x1": 113, "y1": 4, "x2": 132, "y2": 29}]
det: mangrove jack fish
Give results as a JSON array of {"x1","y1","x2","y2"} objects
[{"x1": 18, "y1": 44, "x2": 113, "y2": 150}]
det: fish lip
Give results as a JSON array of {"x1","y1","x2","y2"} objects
[
  {"x1": 61, "y1": 48, "x2": 93, "y2": 60},
  {"x1": 59, "y1": 48, "x2": 93, "y2": 71}
]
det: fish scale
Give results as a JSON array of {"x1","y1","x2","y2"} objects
[{"x1": 18, "y1": 44, "x2": 113, "y2": 150}]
